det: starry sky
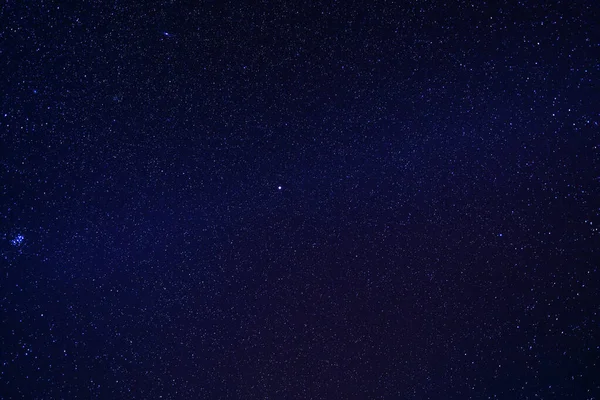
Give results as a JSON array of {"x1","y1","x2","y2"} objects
[{"x1": 1, "y1": 1, "x2": 599, "y2": 398}]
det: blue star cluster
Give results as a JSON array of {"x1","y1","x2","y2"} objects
[{"x1": 1, "y1": 1, "x2": 599, "y2": 398}]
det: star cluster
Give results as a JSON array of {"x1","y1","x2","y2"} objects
[{"x1": 1, "y1": 1, "x2": 599, "y2": 398}]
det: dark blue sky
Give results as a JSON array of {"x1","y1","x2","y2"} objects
[{"x1": 1, "y1": 1, "x2": 599, "y2": 398}]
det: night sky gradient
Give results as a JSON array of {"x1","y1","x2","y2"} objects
[{"x1": 1, "y1": 1, "x2": 599, "y2": 398}]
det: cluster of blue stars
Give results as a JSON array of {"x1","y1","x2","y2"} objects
[{"x1": 10, "y1": 234, "x2": 24, "y2": 247}]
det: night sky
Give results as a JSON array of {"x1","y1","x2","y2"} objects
[{"x1": 1, "y1": 1, "x2": 599, "y2": 399}]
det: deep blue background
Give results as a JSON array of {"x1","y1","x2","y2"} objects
[{"x1": 1, "y1": 1, "x2": 598, "y2": 398}]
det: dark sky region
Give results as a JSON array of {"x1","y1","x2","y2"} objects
[{"x1": 1, "y1": 1, "x2": 599, "y2": 399}]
